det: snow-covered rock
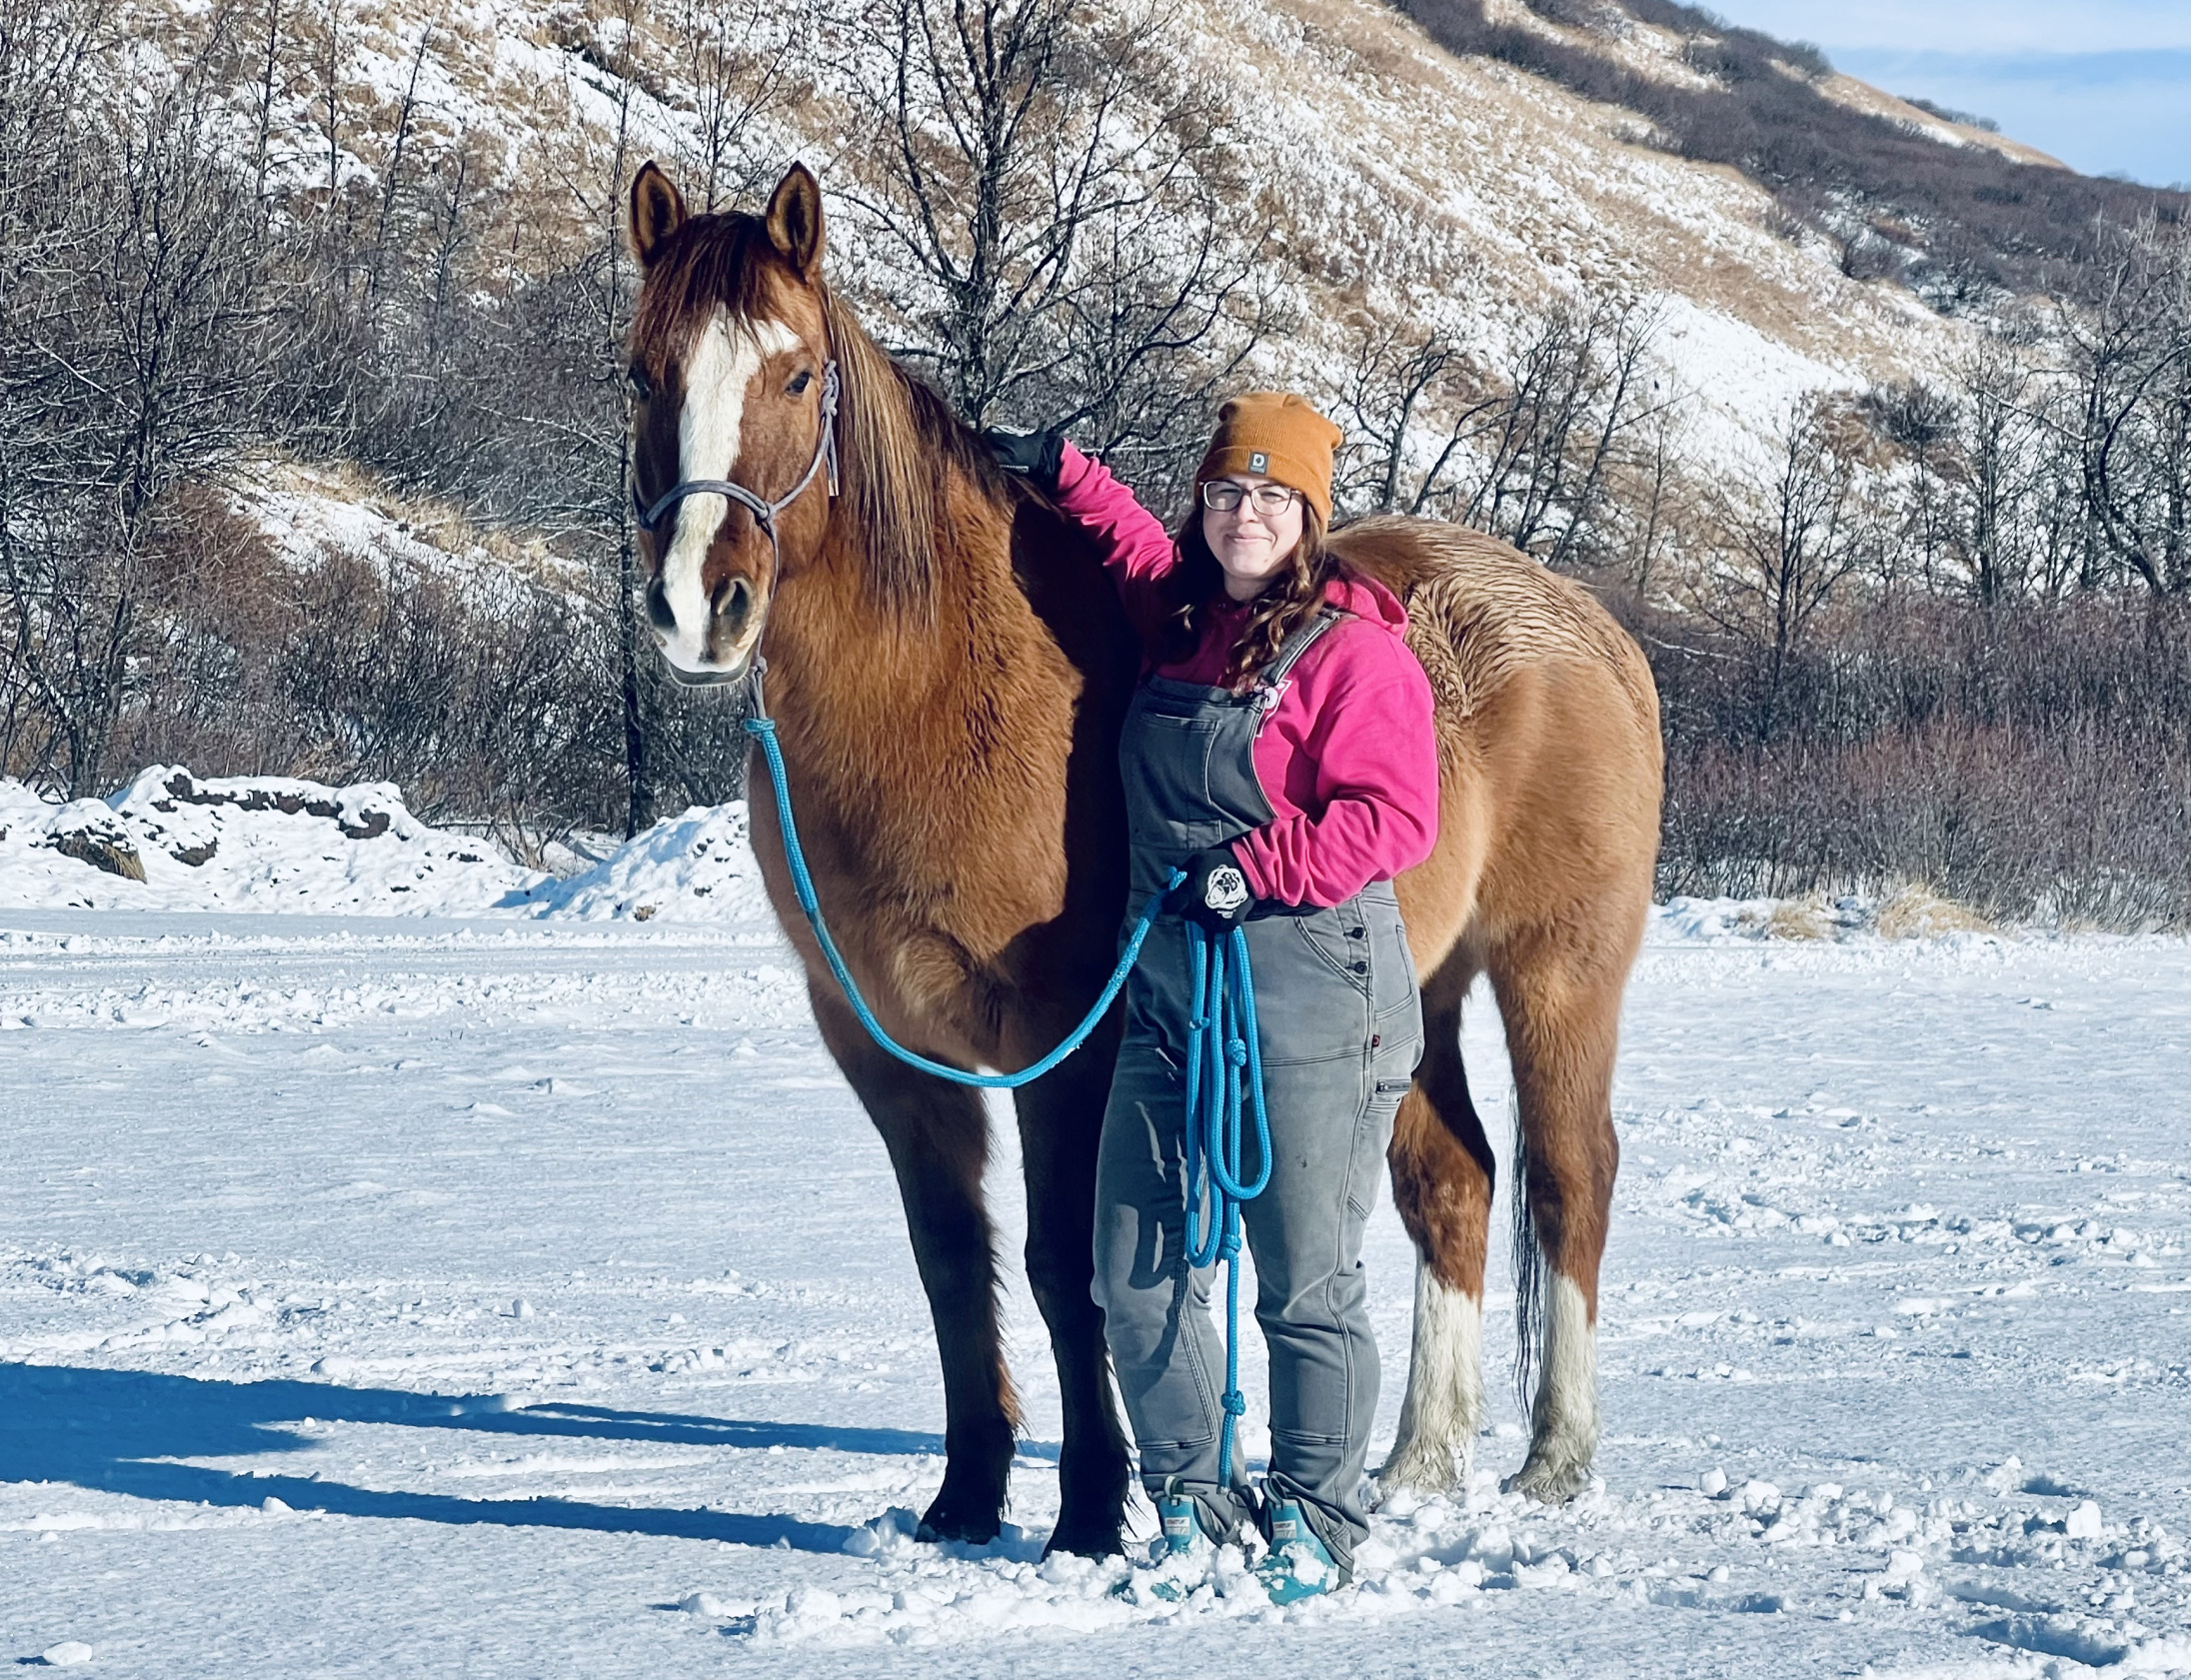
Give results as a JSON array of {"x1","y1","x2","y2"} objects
[{"x1": 0, "y1": 768, "x2": 543, "y2": 914}]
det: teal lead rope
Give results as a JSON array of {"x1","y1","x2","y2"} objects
[
  {"x1": 1179, "y1": 921, "x2": 1273, "y2": 1491},
  {"x1": 742, "y1": 695, "x2": 1272, "y2": 1489},
  {"x1": 743, "y1": 710, "x2": 1169, "y2": 1087}
]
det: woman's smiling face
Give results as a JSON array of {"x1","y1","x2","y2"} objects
[{"x1": 1201, "y1": 475, "x2": 1304, "y2": 602}]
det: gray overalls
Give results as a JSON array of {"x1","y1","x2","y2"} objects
[{"x1": 1092, "y1": 610, "x2": 1424, "y2": 1571}]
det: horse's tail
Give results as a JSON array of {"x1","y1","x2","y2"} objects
[{"x1": 1509, "y1": 1081, "x2": 1544, "y2": 1415}]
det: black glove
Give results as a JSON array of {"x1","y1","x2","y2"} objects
[
  {"x1": 981, "y1": 427, "x2": 1067, "y2": 496},
  {"x1": 1166, "y1": 846, "x2": 1254, "y2": 931}
]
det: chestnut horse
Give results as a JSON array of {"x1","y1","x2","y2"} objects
[{"x1": 624, "y1": 161, "x2": 1662, "y2": 1555}]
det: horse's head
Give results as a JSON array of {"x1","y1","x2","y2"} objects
[{"x1": 626, "y1": 162, "x2": 836, "y2": 687}]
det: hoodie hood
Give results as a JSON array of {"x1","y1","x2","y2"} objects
[
  {"x1": 1206, "y1": 566, "x2": 1409, "y2": 637},
  {"x1": 1323, "y1": 567, "x2": 1408, "y2": 635}
]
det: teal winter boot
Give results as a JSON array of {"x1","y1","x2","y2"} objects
[
  {"x1": 1114, "y1": 1478, "x2": 1249, "y2": 1604},
  {"x1": 1253, "y1": 1499, "x2": 1347, "y2": 1604},
  {"x1": 1152, "y1": 1478, "x2": 1203, "y2": 1562}
]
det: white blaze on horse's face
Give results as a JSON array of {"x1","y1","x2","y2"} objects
[{"x1": 655, "y1": 310, "x2": 805, "y2": 675}]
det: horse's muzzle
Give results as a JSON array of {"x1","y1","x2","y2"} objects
[
  {"x1": 648, "y1": 571, "x2": 764, "y2": 688},
  {"x1": 659, "y1": 659, "x2": 749, "y2": 691}
]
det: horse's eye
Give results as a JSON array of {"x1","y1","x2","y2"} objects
[
  {"x1": 787, "y1": 369, "x2": 814, "y2": 397},
  {"x1": 628, "y1": 366, "x2": 653, "y2": 401}
]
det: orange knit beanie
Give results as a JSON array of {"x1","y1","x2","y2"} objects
[{"x1": 1195, "y1": 392, "x2": 1343, "y2": 526}]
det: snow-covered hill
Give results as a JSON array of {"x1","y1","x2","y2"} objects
[{"x1": 123, "y1": 0, "x2": 2043, "y2": 490}]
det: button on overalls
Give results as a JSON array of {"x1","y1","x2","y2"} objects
[{"x1": 1091, "y1": 609, "x2": 1425, "y2": 1568}]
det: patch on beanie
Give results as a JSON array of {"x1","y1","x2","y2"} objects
[{"x1": 1248, "y1": 450, "x2": 1267, "y2": 472}]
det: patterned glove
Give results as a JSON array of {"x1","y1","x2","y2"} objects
[
  {"x1": 1167, "y1": 847, "x2": 1255, "y2": 932},
  {"x1": 981, "y1": 427, "x2": 1067, "y2": 496}
]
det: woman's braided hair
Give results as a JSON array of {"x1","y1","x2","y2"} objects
[{"x1": 1157, "y1": 499, "x2": 1337, "y2": 693}]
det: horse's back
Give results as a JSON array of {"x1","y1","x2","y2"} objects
[{"x1": 1329, "y1": 517, "x2": 1662, "y2": 967}]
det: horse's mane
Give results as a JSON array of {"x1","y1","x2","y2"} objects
[
  {"x1": 630, "y1": 208, "x2": 1007, "y2": 625},
  {"x1": 820, "y1": 285, "x2": 1010, "y2": 624}
]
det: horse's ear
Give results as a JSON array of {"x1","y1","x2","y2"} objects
[
  {"x1": 630, "y1": 162, "x2": 686, "y2": 268},
  {"x1": 765, "y1": 164, "x2": 825, "y2": 280}
]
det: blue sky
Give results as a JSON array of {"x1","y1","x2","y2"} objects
[{"x1": 1697, "y1": 0, "x2": 2189, "y2": 187}]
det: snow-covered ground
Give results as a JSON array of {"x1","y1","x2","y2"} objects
[{"x1": 2, "y1": 788, "x2": 2185, "y2": 1675}]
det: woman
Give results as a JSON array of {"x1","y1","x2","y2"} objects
[{"x1": 991, "y1": 394, "x2": 1438, "y2": 1601}]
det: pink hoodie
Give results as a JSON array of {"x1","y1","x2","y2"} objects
[{"x1": 1054, "y1": 443, "x2": 1440, "y2": 908}]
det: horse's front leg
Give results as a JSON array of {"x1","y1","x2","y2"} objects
[
  {"x1": 809, "y1": 982, "x2": 1018, "y2": 1544},
  {"x1": 1012, "y1": 1029, "x2": 1131, "y2": 1558}
]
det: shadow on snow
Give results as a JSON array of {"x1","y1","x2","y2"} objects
[{"x1": 0, "y1": 1362, "x2": 983, "y2": 1553}]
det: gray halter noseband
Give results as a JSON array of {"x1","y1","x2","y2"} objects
[{"x1": 633, "y1": 358, "x2": 842, "y2": 548}]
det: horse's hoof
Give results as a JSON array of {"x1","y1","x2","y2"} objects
[
  {"x1": 1501, "y1": 1456, "x2": 1591, "y2": 1505},
  {"x1": 916, "y1": 1497, "x2": 1003, "y2": 1546},
  {"x1": 1375, "y1": 1443, "x2": 1467, "y2": 1502},
  {"x1": 1042, "y1": 1515, "x2": 1124, "y2": 1559}
]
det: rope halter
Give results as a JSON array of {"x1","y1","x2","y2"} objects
[{"x1": 633, "y1": 358, "x2": 841, "y2": 549}]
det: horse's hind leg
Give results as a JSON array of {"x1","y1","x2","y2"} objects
[
  {"x1": 1490, "y1": 924, "x2": 1628, "y2": 1504},
  {"x1": 1012, "y1": 1040, "x2": 1131, "y2": 1557},
  {"x1": 1379, "y1": 946, "x2": 1494, "y2": 1497},
  {"x1": 809, "y1": 983, "x2": 1018, "y2": 1544}
]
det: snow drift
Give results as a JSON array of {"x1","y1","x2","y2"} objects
[
  {"x1": 0, "y1": 769, "x2": 775, "y2": 927},
  {"x1": 0, "y1": 768, "x2": 544, "y2": 915}
]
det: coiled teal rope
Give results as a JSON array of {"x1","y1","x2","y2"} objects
[
  {"x1": 1179, "y1": 921, "x2": 1273, "y2": 1490},
  {"x1": 742, "y1": 703, "x2": 1272, "y2": 1489}
]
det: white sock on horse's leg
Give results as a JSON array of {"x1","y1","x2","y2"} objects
[
  {"x1": 1508, "y1": 1270, "x2": 1598, "y2": 1503},
  {"x1": 1378, "y1": 1262, "x2": 1482, "y2": 1496}
]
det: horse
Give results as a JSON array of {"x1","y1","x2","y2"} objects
[{"x1": 622, "y1": 160, "x2": 1663, "y2": 1554}]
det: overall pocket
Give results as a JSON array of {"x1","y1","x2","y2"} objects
[
  {"x1": 1241, "y1": 909, "x2": 1372, "y2": 1067},
  {"x1": 1367, "y1": 902, "x2": 1423, "y2": 1057},
  {"x1": 1346, "y1": 1074, "x2": 1413, "y2": 1217},
  {"x1": 1287, "y1": 898, "x2": 1375, "y2": 996}
]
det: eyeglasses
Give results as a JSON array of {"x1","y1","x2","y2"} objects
[{"x1": 1199, "y1": 481, "x2": 1300, "y2": 515}]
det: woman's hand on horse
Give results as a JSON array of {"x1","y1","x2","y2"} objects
[
  {"x1": 1168, "y1": 847, "x2": 1256, "y2": 931},
  {"x1": 982, "y1": 427, "x2": 1066, "y2": 495}
]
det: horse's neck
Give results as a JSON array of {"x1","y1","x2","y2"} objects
[{"x1": 766, "y1": 482, "x2": 1075, "y2": 826}]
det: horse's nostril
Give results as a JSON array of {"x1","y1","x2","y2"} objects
[
  {"x1": 645, "y1": 576, "x2": 677, "y2": 634},
  {"x1": 714, "y1": 575, "x2": 754, "y2": 634}
]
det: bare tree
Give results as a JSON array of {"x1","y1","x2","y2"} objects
[
  {"x1": 1454, "y1": 293, "x2": 1665, "y2": 567},
  {"x1": 839, "y1": 0, "x2": 1262, "y2": 447},
  {"x1": 673, "y1": 0, "x2": 799, "y2": 212},
  {"x1": 1694, "y1": 395, "x2": 1877, "y2": 739},
  {"x1": 0, "y1": 2, "x2": 298, "y2": 794},
  {"x1": 1333, "y1": 321, "x2": 1495, "y2": 518},
  {"x1": 2055, "y1": 213, "x2": 2190, "y2": 597},
  {"x1": 1033, "y1": 177, "x2": 1272, "y2": 507},
  {"x1": 1951, "y1": 337, "x2": 2044, "y2": 605}
]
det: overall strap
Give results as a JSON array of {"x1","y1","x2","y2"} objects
[
  {"x1": 1248, "y1": 606, "x2": 1345, "y2": 731},
  {"x1": 1261, "y1": 606, "x2": 1346, "y2": 685}
]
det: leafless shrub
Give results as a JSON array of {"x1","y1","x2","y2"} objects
[
  {"x1": 1659, "y1": 718, "x2": 2186, "y2": 930},
  {"x1": 1638, "y1": 595, "x2": 2189, "y2": 929}
]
